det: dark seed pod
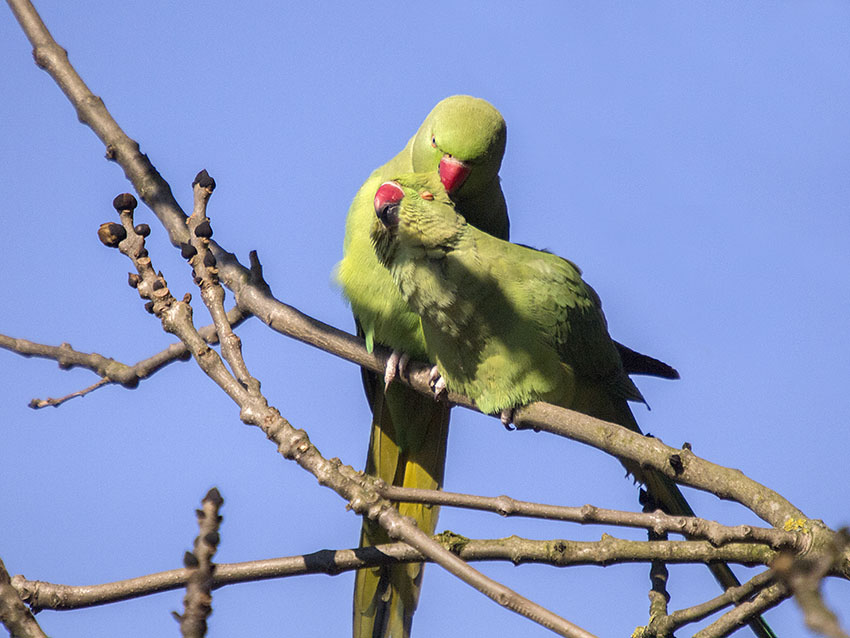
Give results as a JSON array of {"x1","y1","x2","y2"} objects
[
  {"x1": 180, "y1": 243, "x2": 198, "y2": 259},
  {"x1": 112, "y1": 193, "x2": 138, "y2": 211},
  {"x1": 203, "y1": 251, "x2": 216, "y2": 268},
  {"x1": 194, "y1": 220, "x2": 213, "y2": 238},
  {"x1": 183, "y1": 552, "x2": 199, "y2": 568},
  {"x1": 97, "y1": 222, "x2": 126, "y2": 247},
  {"x1": 152, "y1": 280, "x2": 164, "y2": 291},
  {"x1": 204, "y1": 531, "x2": 220, "y2": 547},
  {"x1": 127, "y1": 273, "x2": 141, "y2": 288},
  {"x1": 144, "y1": 300, "x2": 155, "y2": 314},
  {"x1": 192, "y1": 169, "x2": 216, "y2": 190},
  {"x1": 134, "y1": 223, "x2": 151, "y2": 237},
  {"x1": 204, "y1": 487, "x2": 223, "y2": 506},
  {"x1": 138, "y1": 248, "x2": 149, "y2": 259}
]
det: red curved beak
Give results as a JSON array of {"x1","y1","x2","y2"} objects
[
  {"x1": 374, "y1": 181, "x2": 405, "y2": 227},
  {"x1": 439, "y1": 155, "x2": 471, "y2": 193}
]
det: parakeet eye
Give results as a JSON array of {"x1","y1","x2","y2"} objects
[{"x1": 431, "y1": 136, "x2": 437, "y2": 148}]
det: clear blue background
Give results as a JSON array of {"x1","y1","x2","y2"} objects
[{"x1": 1, "y1": 2, "x2": 848, "y2": 636}]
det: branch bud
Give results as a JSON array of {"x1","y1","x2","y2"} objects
[
  {"x1": 97, "y1": 222, "x2": 126, "y2": 247},
  {"x1": 112, "y1": 193, "x2": 138, "y2": 212},
  {"x1": 192, "y1": 169, "x2": 216, "y2": 191}
]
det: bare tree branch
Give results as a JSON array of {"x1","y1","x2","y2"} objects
[
  {"x1": 637, "y1": 570, "x2": 777, "y2": 637},
  {"x1": 645, "y1": 525, "x2": 671, "y2": 633},
  {"x1": 0, "y1": 557, "x2": 47, "y2": 638},
  {"x1": 512, "y1": 403, "x2": 807, "y2": 529},
  {"x1": 0, "y1": 306, "x2": 247, "y2": 408},
  {"x1": 380, "y1": 485, "x2": 799, "y2": 549},
  {"x1": 773, "y1": 529, "x2": 850, "y2": 638},
  {"x1": 186, "y1": 173, "x2": 259, "y2": 395},
  {"x1": 28, "y1": 378, "x2": 110, "y2": 409},
  {"x1": 10, "y1": 534, "x2": 780, "y2": 613},
  {"x1": 173, "y1": 488, "x2": 223, "y2": 638},
  {"x1": 694, "y1": 582, "x2": 790, "y2": 638}
]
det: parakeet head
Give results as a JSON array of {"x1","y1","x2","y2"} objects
[
  {"x1": 410, "y1": 96, "x2": 506, "y2": 201},
  {"x1": 370, "y1": 173, "x2": 465, "y2": 268}
]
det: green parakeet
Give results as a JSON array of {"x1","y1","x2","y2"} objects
[
  {"x1": 336, "y1": 95, "x2": 510, "y2": 638},
  {"x1": 369, "y1": 173, "x2": 775, "y2": 638}
]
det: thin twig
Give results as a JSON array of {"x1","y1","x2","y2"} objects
[
  {"x1": 694, "y1": 582, "x2": 790, "y2": 638},
  {"x1": 645, "y1": 523, "x2": 670, "y2": 630},
  {"x1": 186, "y1": 172, "x2": 259, "y2": 394},
  {"x1": 28, "y1": 378, "x2": 109, "y2": 409},
  {"x1": 646, "y1": 570, "x2": 776, "y2": 637},
  {"x1": 174, "y1": 488, "x2": 223, "y2": 638},
  {"x1": 0, "y1": 306, "x2": 247, "y2": 409}
]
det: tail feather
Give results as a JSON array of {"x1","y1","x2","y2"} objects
[
  {"x1": 354, "y1": 381, "x2": 451, "y2": 638},
  {"x1": 614, "y1": 341, "x2": 680, "y2": 380}
]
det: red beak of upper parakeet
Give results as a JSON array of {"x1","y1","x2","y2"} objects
[{"x1": 439, "y1": 155, "x2": 470, "y2": 193}]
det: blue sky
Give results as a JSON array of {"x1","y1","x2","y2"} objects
[{"x1": 1, "y1": 2, "x2": 848, "y2": 636}]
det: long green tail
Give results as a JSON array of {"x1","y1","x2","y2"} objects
[{"x1": 354, "y1": 378, "x2": 451, "y2": 638}]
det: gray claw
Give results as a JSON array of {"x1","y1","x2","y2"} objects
[
  {"x1": 500, "y1": 408, "x2": 515, "y2": 430},
  {"x1": 397, "y1": 353, "x2": 410, "y2": 379},
  {"x1": 384, "y1": 350, "x2": 402, "y2": 391},
  {"x1": 428, "y1": 365, "x2": 447, "y2": 399}
]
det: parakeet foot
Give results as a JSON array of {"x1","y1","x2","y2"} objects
[
  {"x1": 500, "y1": 408, "x2": 515, "y2": 430},
  {"x1": 428, "y1": 365, "x2": 447, "y2": 399},
  {"x1": 384, "y1": 351, "x2": 410, "y2": 390}
]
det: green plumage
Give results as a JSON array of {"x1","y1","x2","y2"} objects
[
  {"x1": 371, "y1": 173, "x2": 776, "y2": 638},
  {"x1": 337, "y1": 96, "x2": 509, "y2": 638}
]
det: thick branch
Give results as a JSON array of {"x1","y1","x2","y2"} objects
[
  {"x1": 512, "y1": 403, "x2": 805, "y2": 528},
  {"x1": 0, "y1": 557, "x2": 46, "y2": 638},
  {"x1": 11, "y1": 535, "x2": 778, "y2": 613}
]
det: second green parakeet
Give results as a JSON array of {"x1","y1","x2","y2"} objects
[{"x1": 369, "y1": 173, "x2": 775, "y2": 638}]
